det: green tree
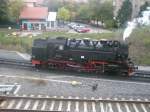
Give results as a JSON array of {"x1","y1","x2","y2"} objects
[
  {"x1": 46, "y1": 0, "x2": 61, "y2": 11},
  {"x1": 98, "y1": 1, "x2": 114, "y2": 28},
  {"x1": 88, "y1": 0, "x2": 100, "y2": 21},
  {"x1": 57, "y1": 7, "x2": 70, "y2": 21},
  {"x1": 8, "y1": 0, "x2": 24, "y2": 22},
  {"x1": 0, "y1": 0, "x2": 9, "y2": 23},
  {"x1": 64, "y1": 1, "x2": 79, "y2": 21},
  {"x1": 88, "y1": 0, "x2": 114, "y2": 28},
  {"x1": 77, "y1": 4, "x2": 91, "y2": 21},
  {"x1": 139, "y1": 2, "x2": 149, "y2": 16},
  {"x1": 117, "y1": 0, "x2": 132, "y2": 26}
]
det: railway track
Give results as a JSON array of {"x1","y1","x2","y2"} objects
[
  {"x1": 0, "y1": 94, "x2": 149, "y2": 112},
  {"x1": 132, "y1": 70, "x2": 150, "y2": 78},
  {"x1": 0, "y1": 58, "x2": 32, "y2": 68},
  {"x1": 0, "y1": 58, "x2": 150, "y2": 79}
]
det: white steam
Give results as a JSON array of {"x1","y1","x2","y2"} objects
[
  {"x1": 123, "y1": 7, "x2": 150, "y2": 41},
  {"x1": 123, "y1": 20, "x2": 137, "y2": 41}
]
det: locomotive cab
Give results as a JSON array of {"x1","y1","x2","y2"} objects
[{"x1": 31, "y1": 39, "x2": 48, "y2": 67}]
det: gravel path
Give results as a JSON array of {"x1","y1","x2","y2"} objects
[{"x1": 0, "y1": 66, "x2": 149, "y2": 100}]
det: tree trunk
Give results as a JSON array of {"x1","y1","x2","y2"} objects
[{"x1": 97, "y1": 19, "x2": 99, "y2": 27}]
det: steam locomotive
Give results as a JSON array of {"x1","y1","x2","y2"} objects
[{"x1": 31, "y1": 37, "x2": 136, "y2": 76}]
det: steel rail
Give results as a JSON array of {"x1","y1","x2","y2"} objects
[
  {"x1": 0, "y1": 58, "x2": 150, "y2": 79},
  {"x1": 0, "y1": 95, "x2": 149, "y2": 104},
  {"x1": 0, "y1": 109, "x2": 63, "y2": 112},
  {"x1": 0, "y1": 58, "x2": 31, "y2": 63},
  {"x1": 133, "y1": 70, "x2": 150, "y2": 78},
  {"x1": 0, "y1": 95, "x2": 149, "y2": 112},
  {"x1": 0, "y1": 58, "x2": 33, "y2": 67}
]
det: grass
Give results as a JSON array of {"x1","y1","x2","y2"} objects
[
  {"x1": 0, "y1": 27, "x2": 150, "y2": 65},
  {"x1": 0, "y1": 29, "x2": 116, "y2": 53},
  {"x1": 38, "y1": 31, "x2": 116, "y2": 39},
  {"x1": 0, "y1": 32, "x2": 33, "y2": 53},
  {"x1": 127, "y1": 26, "x2": 150, "y2": 65}
]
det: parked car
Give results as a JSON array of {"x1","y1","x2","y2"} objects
[
  {"x1": 68, "y1": 23, "x2": 76, "y2": 29},
  {"x1": 76, "y1": 27, "x2": 90, "y2": 33},
  {"x1": 74, "y1": 25, "x2": 85, "y2": 31}
]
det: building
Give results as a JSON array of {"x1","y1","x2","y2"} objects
[
  {"x1": 47, "y1": 12, "x2": 57, "y2": 29},
  {"x1": 19, "y1": 0, "x2": 58, "y2": 31},
  {"x1": 24, "y1": 0, "x2": 36, "y2": 7},
  {"x1": 23, "y1": 0, "x2": 44, "y2": 7},
  {"x1": 19, "y1": 7, "x2": 48, "y2": 31}
]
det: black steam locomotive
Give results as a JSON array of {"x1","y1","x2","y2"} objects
[{"x1": 31, "y1": 37, "x2": 135, "y2": 76}]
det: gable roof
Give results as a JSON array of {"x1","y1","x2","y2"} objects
[{"x1": 19, "y1": 7, "x2": 48, "y2": 19}]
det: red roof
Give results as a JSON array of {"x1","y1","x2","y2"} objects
[{"x1": 19, "y1": 7, "x2": 48, "y2": 19}]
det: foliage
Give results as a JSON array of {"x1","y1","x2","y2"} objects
[
  {"x1": 46, "y1": 0, "x2": 61, "y2": 11},
  {"x1": 128, "y1": 27, "x2": 150, "y2": 65},
  {"x1": 57, "y1": 7, "x2": 70, "y2": 21},
  {"x1": 104, "y1": 20, "x2": 116, "y2": 29},
  {"x1": 77, "y1": 4, "x2": 91, "y2": 21},
  {"x1": 139, "y1": 2, "x2": 149, "y2": 16},
  {"x1": 87, "y1": 0, "x2": 114, "y2": 28},
  {"x1": 0, "y1": 33, "x2": 33, "y2": 53},
  {"x1": 98, "y1": 1, "x2": 114, "y2": 27},
  {"x1": 117, "y1": 0, "x2": 132, "y2": 27},
  {"x1": 8, "y1": 0, "x2": 24, "y2": 22},
  {"x1": 45, "y1": 0, "x2": 114, "y2": 27},
  {"x1": 0, "y1": 0, "x2": 9, "y2": 23},
  {"x1": 0, "y1": 0, "x2": 24, "y2": 23},
  {"x1": 88, "y1": 0, "x2": 100, "y2": 21},
  {"x1": 64, "y1": 1, "x2": 78, "y2": 21}
]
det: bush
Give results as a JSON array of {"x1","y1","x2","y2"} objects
[
  {"x1": 104, "y1": 20, "x2": 117, "y2": 29},
  {"x1": 128, "y1": 27, "x2": 150, "y2": 65},
  {"x1": 0, "y1": 33, "x2": 33, "y2": 53}
]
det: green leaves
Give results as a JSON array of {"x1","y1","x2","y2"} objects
[
  {"x1": 57, "y1": 7, "x2": 71, "y2": 21},
  {"x1": 117, "y1": 0, "x2": 132, "y2": 27},
  {"x1": 139, "y1": 2, "x2": 149, "y2": 16},
  {"x1": 0, "y1": 0, "x2": 9, "y2": 23},
  {"x1": 0, "y1": 0, "x2": 24, "y2": 23},
  {"x1": 8, "y1": 0, "x2": 24, "y2": 22},
  {"x1": 77, "y1": 4, "x2": 91, "y2": 21}
]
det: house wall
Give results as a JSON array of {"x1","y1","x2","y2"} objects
[
  {"x1": 25, "y1": 2, "x2": 35, "y2": 7},
  {"x1": 20, "y1": 19, "x2": 47, "y2": 31},
  {"x1": 47, "y1": 21, "x2": 57, "y2": 29}
]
